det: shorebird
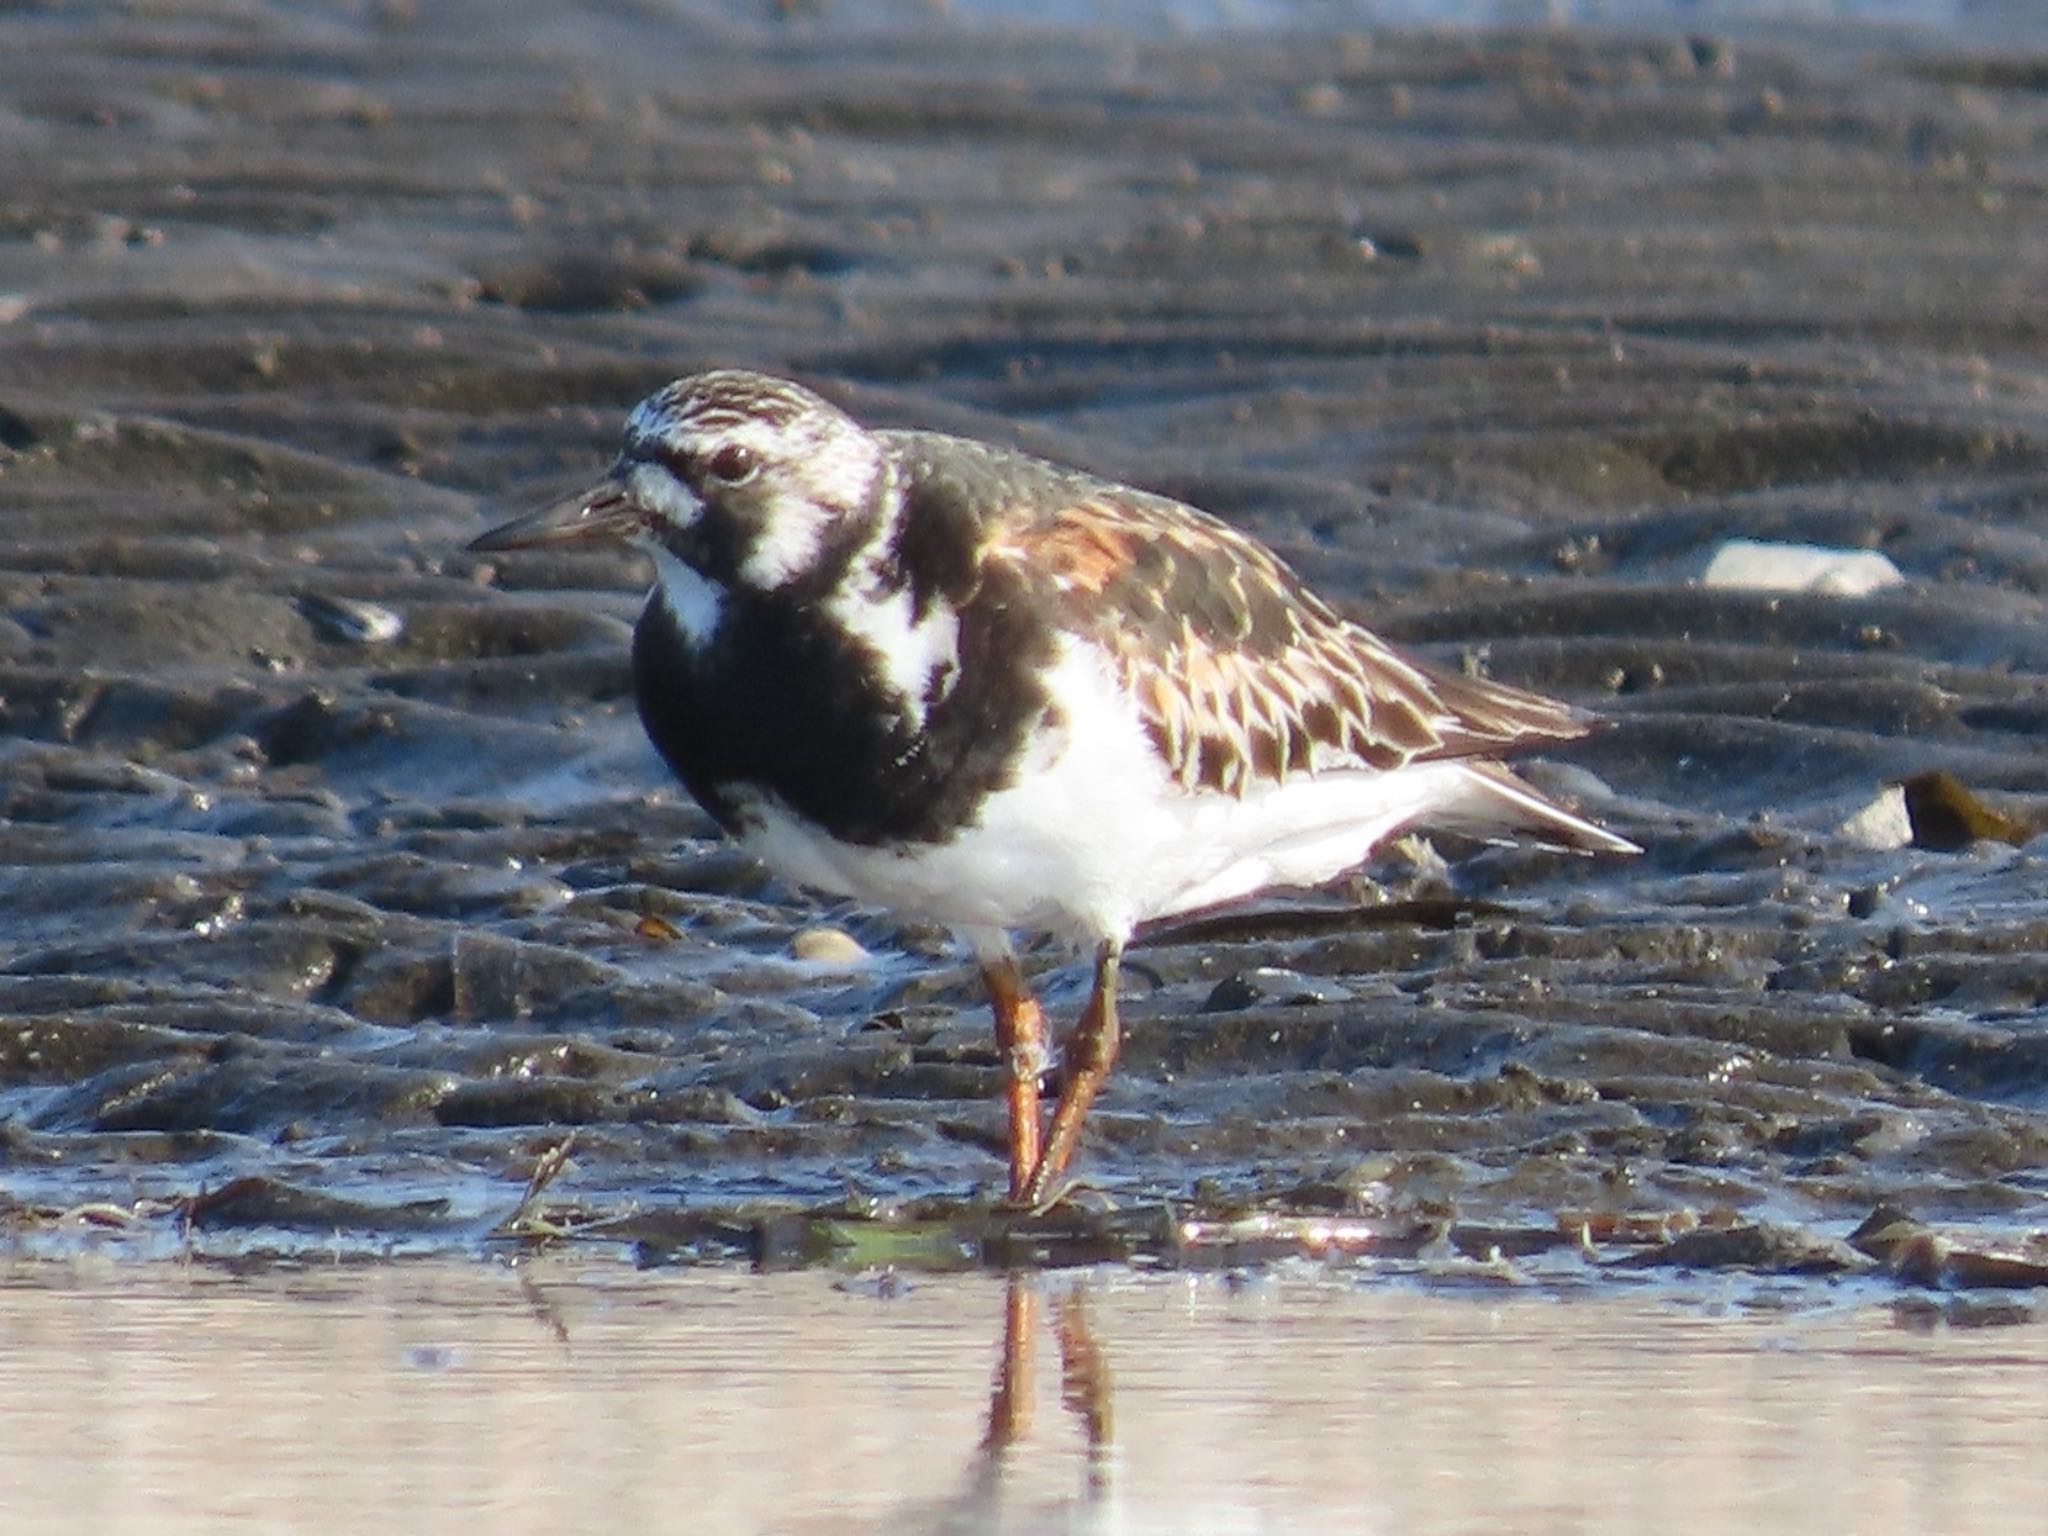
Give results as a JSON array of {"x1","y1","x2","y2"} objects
[{"x1": 470, "y1": 370, "x2": 1635, "y2": 1206}]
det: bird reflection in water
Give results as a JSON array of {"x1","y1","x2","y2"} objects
[{"x1": 900, "y1": 1277, "x2": 1117, "y2": 1534}]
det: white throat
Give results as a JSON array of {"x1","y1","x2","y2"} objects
[{"x1": 647, "y1": 543, "x2": 725, "y2": 649}]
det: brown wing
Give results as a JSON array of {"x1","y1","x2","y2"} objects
[{"x1": 986, "y1": 489, "x2": 1596, "y2": 798}]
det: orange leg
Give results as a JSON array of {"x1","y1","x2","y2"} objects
[
  {"x1": 1022, "y1": 941, "x2": 1122, "y2": 1209},
  {"x1": 1053, "y1": 1289, "x2": 1114, "y2": 1480},
  {"x1": 980, "y1": 955, "x2": 1047, "y2": 1205},
  {"x1": 981, "y1": 1275, "x2": 1040, "y2": 1454}
]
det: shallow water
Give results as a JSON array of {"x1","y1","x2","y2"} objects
[{"x1": 1, "y1": 1262, "x2": 2042, "y2": 1536}]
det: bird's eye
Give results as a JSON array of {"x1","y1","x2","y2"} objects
[{"x1": 704, "y1": 443, "x2": 758, "y2": 484}]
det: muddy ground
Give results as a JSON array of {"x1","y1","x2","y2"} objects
[{"x1": 2, "y1": 2, "x2": 2047, "y2": 1287}]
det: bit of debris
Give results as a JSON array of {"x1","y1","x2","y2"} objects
[
  {"x1": 1701, "y1": 538, "x2": 1905, "y2": 596},
  {"x1": 1900, "y1": 771, "x2": 2034, "y2": 851},
  {"x1": 298, "y1": 592, "x2": 406, "y2": 644}
]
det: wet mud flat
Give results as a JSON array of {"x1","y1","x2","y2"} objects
[{"x1": 1, "y1": 2, "x2": 2047, "y2": 1292}]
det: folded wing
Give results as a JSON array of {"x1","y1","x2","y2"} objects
[{"x1": 987, "y1": 490, "x2": 1596, "y2": 797}]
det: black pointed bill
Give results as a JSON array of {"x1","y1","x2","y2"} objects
[{"x1": 467, "y1": 480, "x2": 642, "y2": 553}]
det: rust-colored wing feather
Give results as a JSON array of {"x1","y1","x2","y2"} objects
[{"x1": 985, "y1": 487, "x2": 1594, "y2": 798}]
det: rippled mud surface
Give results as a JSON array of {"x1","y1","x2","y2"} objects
[{"x1": 2, "y1": 3, "x2": 2047, "y2": 1287}]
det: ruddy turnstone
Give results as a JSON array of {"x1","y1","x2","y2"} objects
[{"x1": 470, "y1": 369, "x2": 1637, "y2": 1207}]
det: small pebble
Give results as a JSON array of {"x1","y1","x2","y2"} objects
[
  {"x1": 298, "y1": 592, "x2": 406, "y2": 644},
  {"x1": 1203, "y1": 967, "x2": 1353, "y2": 1012},
  {"x1": 791, "y1": 925, "x2": 870, "y2": 965}
]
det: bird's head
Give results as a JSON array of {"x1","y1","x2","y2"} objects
[{"x1": 468, "y1": 369, "x2": 885, "y2": 592}]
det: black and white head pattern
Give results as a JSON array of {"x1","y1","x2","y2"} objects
[{"x1": 617, "y1": 370, "x2": 889, "y2": 601}]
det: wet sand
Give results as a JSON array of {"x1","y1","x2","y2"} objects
[{"x1": 1, "y1": 4, "x2": 2047, "y2": 1284}]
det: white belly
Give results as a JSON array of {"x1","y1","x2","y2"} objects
[{"x1": 723, "y1": 640, "x2": 1503, "y2": 952}]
